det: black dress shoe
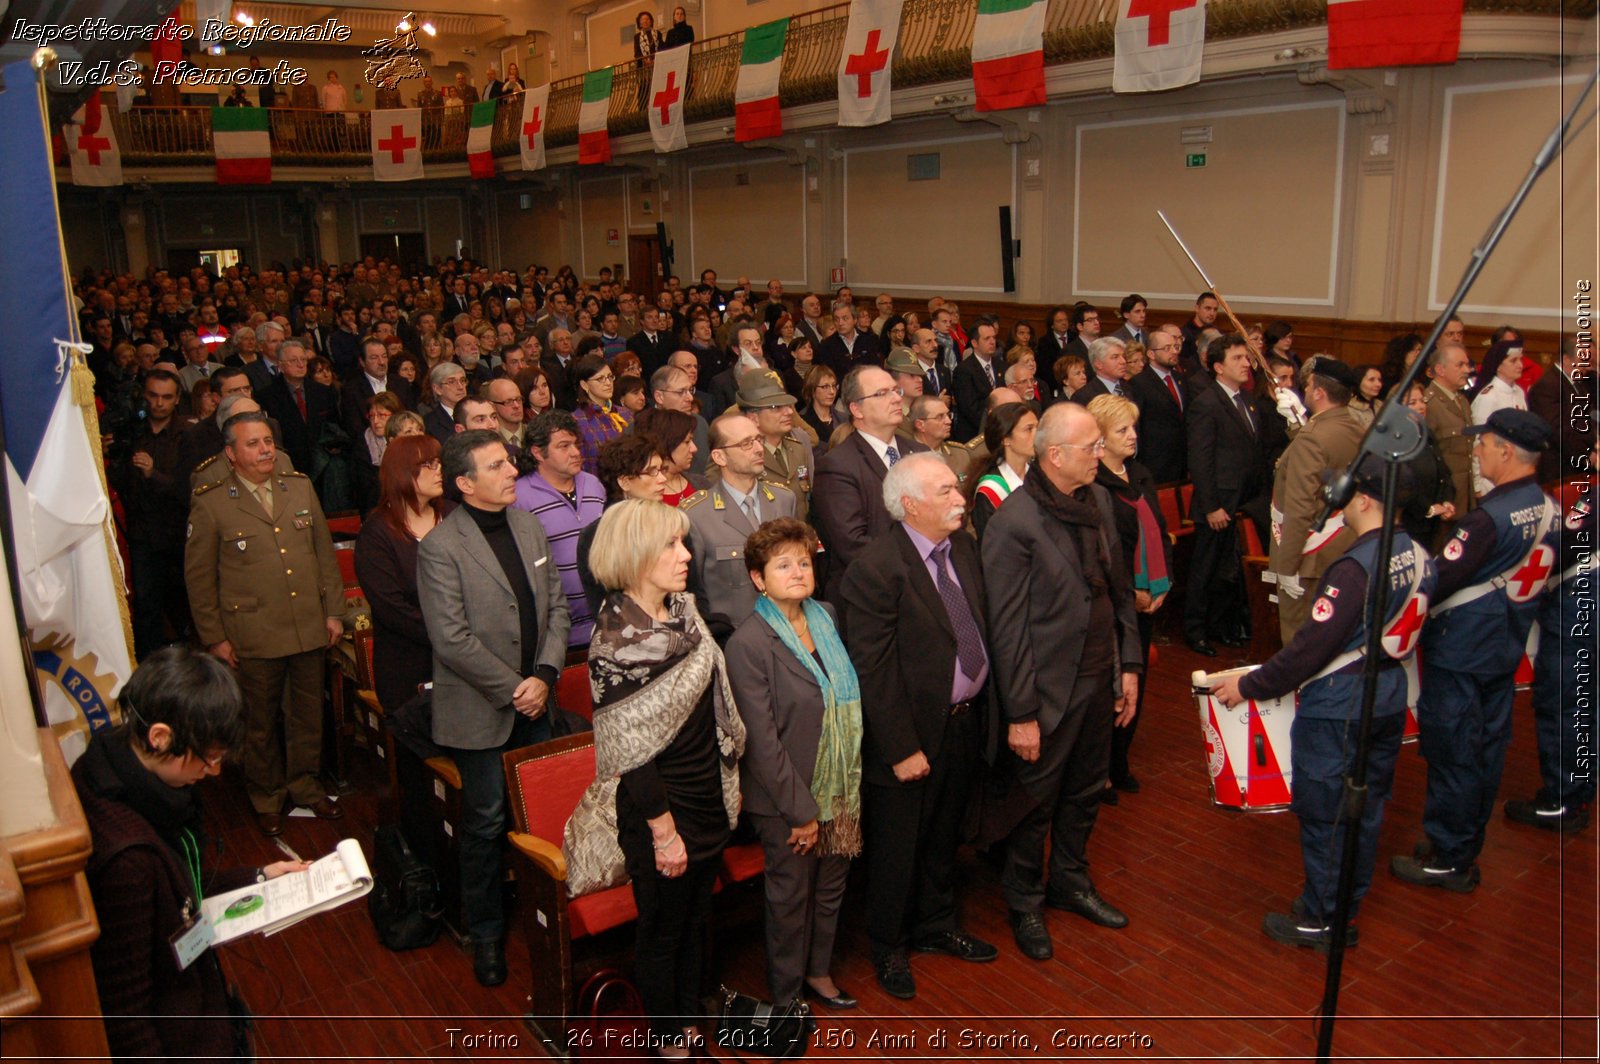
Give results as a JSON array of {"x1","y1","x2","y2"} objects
[
  {"x1": 1046, "y1": 888, "x2": 1129, "y2": 929},
  {"x1": 910, "y1": 930, "x2": 998, "y2": 963},
  {"x1": 1505, "y1": 797, "x2": 1592, "y2": 832},
  {"x1": 1009, "y1": 910, "x2": 1053, "y2": 961},
  {"x1": 474, "y1": 939, "x2": 507, "y2": 987},
  {"x1": 1099, "y1": 786, "x2": 1120, "y2": 806},
  {"x1": 1215, "y1": 632, "x2": 1249, "y2": 649},
  {"x1": 1389, "y1": 855, "x2": 1479, "y2": 893},
  {"x1": 1262, "y1": 911, "x2": 1358, "y2": 951},
  {"x1": 803, "y1": 982, "x2": 858, "y2": 1010},
  {"x1": 1111, "y1": 774, "x2": 1141, "y2": 794},
  {"x1": 1187, "y1": 638, "x2": 1218, "y2": 657},
  {"x1": 257, "y1": 812, "x2": 283, "y2": 837},
  {"x1": 873, "y1": 950, "x2": 915, "y2": 1000}
]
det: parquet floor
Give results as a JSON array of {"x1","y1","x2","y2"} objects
[{"x1": 196, "y1": 635, "x2": 1598, "y2": 1062}]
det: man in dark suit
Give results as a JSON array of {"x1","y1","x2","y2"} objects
[
  {"x1": 442, "y1": 276, "x2": 472, "y2": 319},
  {"x1": 625, "y1": 306, "x2": 676, "y2": 379},
  {"x1": 425, "y1": 362, "x2": 469, "y2": 445},
  {"x1": 1179, "y1": 291, "x2": 1221, "y2": 377},
  {"x1": 540, "y1": 328, "x2": 578, "y2": 411},
  {"x1": 1124, "y1": 326, "x2": 1187, "y2": 484},
  {"x1": 1069, "y1": 337, "x2": 1128, "y2": 407},
  {"x1": 341, "y1": 336, "x2": 416, "y2": 440},
  {"x1": 1527, "y1": 337, "x2": 1593, "y2": 484},
  {"x1": 1036, "y1": 306, "x2": 1073, "y2": 368},
  {"x1": 1063, "y1": 304, "x2": 1101, "y2": 362},
  {"x1": 259, "y1": 339, "x2": 339, "y2": 480},
  {"x1": 951, "y1": 319, "x2": 1002, "y2": 440},
  {"x1": 816, "y1": 302, "x2": 883, "y2": 381},
  {"x1": 839, "y1": 452, "x2": 999, "y2": 999},
  {"x1": 245, "y1": 321, "x2": 285, "y2": 394},
  {"x1": 417, "y1": 430, "x2": 569, "y2": 987},
  {"x1": 795, "y1": 293, "x2": 827, "y2": 349},
  {"x1": 1183, "y1": 334, "x2": 1269, "y2": 656},
  {"x1": 1111, "y1": 294, "x2": 1149, "y2": 347},
  {"x1": 814, "y1": 365, "x2": 928, "y2": 600},
  {"x1": 982, "y1": 402, "x2": 1142, "y2": 960}
]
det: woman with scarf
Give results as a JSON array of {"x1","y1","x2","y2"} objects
[
  {"x1": 725, "y1": 518, "x2": 862, "y2": 1012},
  {"x1": 73, "y1": 647, "x2": 310, "y2": 1061},
  {"x1": 968, "y1": 402, "x2": 1039, "y2": 540},
  {"x1": 1087, "y1": 395, "x2": 1170, "y2": 801},
  {"x1": 569, "y1": 352, "x2": 633, "y2": 477},
  {"x1": 577, "y1": 499, "x2": 747, "y2": 1058}
]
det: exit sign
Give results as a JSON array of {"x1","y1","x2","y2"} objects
[{"x1": 1186, "y1": 152, "x2": 1207, "y2": 168}]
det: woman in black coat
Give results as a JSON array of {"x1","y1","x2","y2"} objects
[
  {"x1": 1089, "y1": 394, "x2": 1172, "y2": 799},
  {"x1": 664, "y1": 5, "x2": 695, "y2": 48}
]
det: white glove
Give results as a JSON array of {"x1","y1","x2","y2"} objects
[
  {"x1": 1275, "y1": 389, "x2": 1308, "y2": 426},
  {"x1": 1277, "y1": 573, "x2": 1305, "y2": 599}
]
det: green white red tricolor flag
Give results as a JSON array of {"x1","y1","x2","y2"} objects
[
  {"x1": 648, "y1": 44, "x2": 692, "y2": 153},
  {"x1": 520, "y1": 85, "x2": 550, "y2": 171},
  {"x1": 467, "y1": 99, "x2": 496, "y2": 178},
  {"x1": 579, "y1": 68, "x2": 613, "y2": 164},
  {"x1": 211, "y1": 106, "x2": 271, "y2": 183},
  {"x1": 971, "y1": 0, "x2": 1045, "y2": 112},
  {"x1": 735, "y1": 18, "x2": 788, "y2": 142},
  {"x1": 1113, "y1": 0, "x2": 1207, "y2": 94},
  {"x1": 837, "y1": 0, "x2": 904, "y2": 128}
]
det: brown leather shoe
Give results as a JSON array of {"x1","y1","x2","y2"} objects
[
  {"x1": 258, "y1": 812, "x2": 284, "y2": 836},
  {"x1": 308, "y1": 797, "x2": 345, "y2": 820}
]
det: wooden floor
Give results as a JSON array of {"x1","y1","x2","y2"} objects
[{"x1": 200, "y1": 634, "x2": 1598, "y2": 1062}]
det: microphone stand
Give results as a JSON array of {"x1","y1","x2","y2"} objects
[{"x1": 1312, "y1": 69, "x2": 1597, "y2": 1064}]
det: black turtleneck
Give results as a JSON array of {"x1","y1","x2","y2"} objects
[{"x1": 464, "y1": 502, "x2": 540, "y2": 675}]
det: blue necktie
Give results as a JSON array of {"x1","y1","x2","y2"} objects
[
  {"x1": 886, "y1": 444, "x2": 900, "y2": 467},
  {"x1": 933, "y1": 541, "x2": 985, "y2": 681}
]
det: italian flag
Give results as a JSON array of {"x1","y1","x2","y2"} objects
[
  {"x1": 211, "y1": 106, "x2": 270, "y2": 184},
  {"x1": 466, "y1": 99, "x2": 496, "y2": 178},
  {"x1": 735, "y1": 18, "x2": 788, "y2": 143},
  {"x1": 972, "y1": 0, "x2": 1046, "y2": 112},
  {"x1": 578, "y1": 68, "x2": 613, "y2": 165},
  {"x1": 1327, "y1": 0, "x2": 1462, "y2": 70}
]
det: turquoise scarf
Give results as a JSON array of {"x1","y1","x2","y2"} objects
[{"x1": 753, "y1": 595, "x2": 863, "y2": 857}]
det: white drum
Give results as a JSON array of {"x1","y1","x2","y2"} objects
[{"x1": 1192, "y1": 666, "x2": 1295, "y2": 812}]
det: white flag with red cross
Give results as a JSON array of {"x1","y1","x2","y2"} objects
[
  {"x1": 1113, "y1": 0, "x2": 1207, "y2": 94},
  {"x1": 520, "y1": 85, "x2": 550, "y2": 172},
  {"x1": 371, "y1": 108, "x2": 423, "y2": 182},
  {"x1": 648, "y1": 45, "x2": 692, "y2": 154},
  {"x1": 68, "y1": 93, "x2": 122, "y2": 187},
  {"x1": 837, "y1": 0, "x2": 903, "y2": 128}
]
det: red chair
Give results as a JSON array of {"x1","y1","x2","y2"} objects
[
  {"x1": 1179, "y1": 482, "x2": 1196, "y2": 528},
  {"x1": 556, "y1": 662, "x2": 594, "y2": 723},
  {"x1": 325, "y1": 512, "x2": 363, "y2": 539},
  {"x1": 1157, "y1": 485, "x2": 1188, "y2": 543},
  {"x1": 503, "y1": 735, "x2": 639, "y2": 1035},
  {"x1": 334, "y1": 541, "x2": 358, "y2": 588}
]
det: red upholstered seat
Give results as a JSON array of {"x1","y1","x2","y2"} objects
[
  {"x1": 719, "y1": 842, "x2": 765, "y2": 885},
  {"x1": 1239, "y1": 517, "x2": 1265, "y2": 557},
  {"x1": 568, "y1": 884, "x2": 638, "y2": 938},
  {"x1": 516, "y1": 743, "x2": 596, "y2": 843},
  {"x1": 334, "y1": 541, "x2": 358, "y2": 587},
  {"x1": 557, "y1": 662, "x2": 594, "y2": 722}
]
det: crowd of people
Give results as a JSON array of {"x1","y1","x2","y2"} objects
[{"x1": 74, "y1": 253, "x2": 1593, "y2": 1058}]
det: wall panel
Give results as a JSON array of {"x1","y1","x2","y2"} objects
[{"x1": 687, "y1": 159, "x2": 807, "y2": 285}]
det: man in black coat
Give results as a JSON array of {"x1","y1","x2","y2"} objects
[
  {"x1": 816, "y1": 302, "x2": 883, "y2": 381},
  {"x1": 1527, "y1": 337, "x2": 1593, "y2": 484},
  {"x1": 1182, "y1": 334, "x2": 1269, "y2": 656},
  {"x1": 839, "y1": 452, "x2": 999, "y2": 1000},
  {"x1": 1124, "y1": 325, "x2": 1187, "y2": 483},
  {"x1": 624, "y1": 306, "x2": 677, "y2": 379},
  {"x1": 341, "y1": 336, "x2": 416, "y2": 441},
  {"x1": 1068, "y1": 336, "x2": 1127, "y2": 407},
  {"x1": 260, "y1": 340, "x2": 339, "y2": 481},
  {"x1": 950, "y1": 320, "x2": 1002, "y2": 440}
]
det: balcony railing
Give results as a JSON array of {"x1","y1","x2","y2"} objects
[{"x1": 104, "y1": 0, "x2": 1589, "y2": 168}]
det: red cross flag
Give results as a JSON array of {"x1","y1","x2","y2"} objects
[
  {"x1": 372, "y1": 108, "x2": 423, "y2": 182},
  {"x1": 1113, "y1": 0, "x2": 1207, "y2": 94},
  {"x1": 520, "y1": 85, "x2": 550, "y2": 172},
  {"x1": 68, "y1": 93, "x2": 122, "y2": 187},
  {"x1": 837, "y1": 0, "x2": 904, "y2": 128},
  {"x1": 648, "y1": 44, "x2": 692, "y2": 154}
]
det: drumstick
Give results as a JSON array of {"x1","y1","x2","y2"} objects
[{"x1": 1192, "y1": 669, "x2": 1210, "y2": 688}]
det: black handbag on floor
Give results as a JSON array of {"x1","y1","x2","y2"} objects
[
  {"x1": 713, "y1": 985, "x2": 810, "y2": 1059},
  {"x1": 367, "y1": 824, "x2": 442, "y2": 951}
]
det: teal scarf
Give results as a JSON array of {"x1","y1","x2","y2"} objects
[{"x1": 753, "y1": 595, "x2": 863, "y2": 857}]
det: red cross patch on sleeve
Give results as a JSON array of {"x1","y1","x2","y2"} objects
[
  {"x1": 1311, "y1": 597, "x2": 1335, "y2": 623},
  {"x1": 1444, "y1": 538, "x2": 1464, "y2": 561}
]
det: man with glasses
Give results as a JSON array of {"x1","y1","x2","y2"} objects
[
  {"x1": 1125, "y1": 324, "x2": 1188, "y2": 483},
  {"x1": 982, "y1": 402, "x2": 1143, "y2": 960},
  {"x1": 185, "y1": 412, "x2": 345, "y2": 837},
  {"x1": 683, "y1": 412, "x2": 797, "y2": 642},
  {"x1": 1064, "y1": 304, "x2": 1102, "y2": 362},
  {"x1": 648, "y1": 362, "x2": 712, "y2": 474},
  {"x1": 908, "y1": 394, "x2": 973, "y2": 485},
  {"x1": 260, "y1": 339, "x2": 338, "y2": 484},
  {"x1": 737, "y1": 369, "x2": 816, "y2": 516},
  {"x1": 487, "y1": 377, "x2": 527, "y2": 453},
  {"x1": 426, "y1": 362, "x2": 469, "y2": 444},
  {"x1": 815, "y1": 366, "x2": 929, "y2": 599}
]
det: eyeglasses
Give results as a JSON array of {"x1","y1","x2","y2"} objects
[
  {"x1": 922, "y1": 412, "x2": 953, "y2": 422},
  {"x1": 419, "y1": 459, "x2": 442, "y2": 471},
  {"x1": 1060, "y1": 439, "x2": 1107, "y2": 455},
  {"x1": 491, "y1": 398, "x2": 521, "y2": 406},
  {"x1": 861, "y1": 387, "x2": 898, "y2": 403},
  {"x1": 659, "y1": 386, "x2": 696, "y2": 398},
  {"x1": 589, "y1": 373, "x2": 616, "y2": 385},
  {"x1": 634, "y1": 464, "x2": 668, "y2": 478},
  {"x1": 719, "y1": 435, "x2": 765, "y2": 452}
]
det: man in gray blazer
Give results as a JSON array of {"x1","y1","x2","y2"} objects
[
  {"x1": 982, "y1": 403, "x2": 1143, "y2": 962},
  {"x1": 684, "y1": 412, "x2": 797, "y2": 642},
  {"x1": 417, "y1": 429, "x2": 570, "y2": 988}
]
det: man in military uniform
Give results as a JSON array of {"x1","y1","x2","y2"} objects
[
  {"x1": 1268, "y1": 358, "x2": 1366, "y2": 643},
  {"x1": 1424, "y1": 342, "x2": 1475, "y2": 547},
  {"x1": 185, "y1": 411, "x2": 346, "y2": 837},
  {"x1": 907, "y1": 394, "x2": 973, "y2": 486},
  {"x1": 1504, "y1": 432, "x2": 1596, "y2": 833},
  {"x1": 684, "y1": 412, "x2": 797, "y2": 642},
  {"x1": 1214, "y1": 455, "x2": 1436, "y2": 949},
  {"x1": 1393, "y1": 409, "x2": 1559, "y2": 891},
  {"x1": 735, "y1": 369, "x2": 814, "y2": 516}
]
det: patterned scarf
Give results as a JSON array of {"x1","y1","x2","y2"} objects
[{"x1": 753, "y1": 595, "x2": 863, "y2": 857}]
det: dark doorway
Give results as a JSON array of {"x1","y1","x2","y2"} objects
[
  {"x1": 360, "y1": 232, "x2": 427, "y2": 271},
  {"x1": 628, "y1": 235, "x2": 662, "y2": 294}
]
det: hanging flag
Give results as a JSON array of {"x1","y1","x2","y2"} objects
[
  {"x1": 578, "y1": 68, "x2": 614, "y2": 165},
  {"x1": 371, "y1": 107, "x2": 423, "y2": 181},
  {"x1": 971, "y1": 0, "x2": 1046, "y2": 112},
  {"x1": 211, "y1": 106, "x2": 271, "y2": 184},
  {"x1": 1113, "y1": 0, "x2": 1207, "y2": 94},
  {"x1": 648, "y1": 44, "x2": 693, "y2": 153},
  {"x1": 837, "y1": 0, "x2": 904, "y2": 128},
  {"x1": 466, "y1": 99, "x2": 497, "y2": 178},
  {"x1": 520, "y1": 84, "x2": 550, "y2": 171},
  {"x1": 0, "y1": 60, "x2": 134, "y2": 764},
  {"x1": 735, "y1": 18, "x2": 789, "y2": 142},
  {"x1": 67, "y1": 92, "x2": 122, "y2": 187},
  {"x1": 1327, "y1": 0, "x2": 1463, "y2": 70}
]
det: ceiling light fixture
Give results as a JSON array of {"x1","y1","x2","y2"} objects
[
  {"x1": 235, "y1": 11, "x2": 254, "y2": 26},
  {"x1": 421, "y1": 20, "x2": 437, "y2": 36}
]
